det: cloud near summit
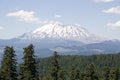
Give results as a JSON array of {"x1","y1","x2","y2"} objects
[
  {"x1": 0, "y1": 26, "x2": 4, "y2": 30},
  {"x1": 6, "y1": 10, "x2": 41, "y2": 23},
  {"x1": 107, "y1": 21, "x2": 120, "y2": 28},
  {"x1": 54, "y1": 14, "x2": 62, "y2": 18},
  {"x1": 102, "y1": 6, "x2": 120, "y2": 14},
  {"x1": 94, "y1": 0, "x2": 114, "y2": 3}
]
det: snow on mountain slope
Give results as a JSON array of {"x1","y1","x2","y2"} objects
[{"x1": 19, "y1": 22, "x2": 102, "y2": 43}]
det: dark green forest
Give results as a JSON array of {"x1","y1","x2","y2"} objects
[{"x1": 0, "y1": 44, "x2": 120, "y2": 80}]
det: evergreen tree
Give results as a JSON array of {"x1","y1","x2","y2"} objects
[
  {"x1": 109, "y1": 67, "x2": 119, "y2": 80},
  {"x1": 50, "y1": 51, "x2": 60, "y2": 80},
  {"x1": 58, "y1": 68, "x2": 66, "y2": 80},
  {"x1": 0, "y1": 46, "x2": 17, "y2": 80},
  {"x1": 84, "y1": 64, "x2": 99, "y2": 80},
  {"x1": 74, "y1": 67, "x2": 81, "y2": 80},
  {"x1": 81, "y1": 72, "x2": 88, "y2": 80},
  {"x1": 70, "y1": 66, "x2": 80, "y2": 80},
  {"x1": 70, "y1": 66, "x2": 75, "y2": 80},
  {"x1": 18, "y1": 64, "x2": 24, "y2": 80},
  {"x1": 102, "y1": 67, "x2": 110, "y2": 80},
  {"x1": 19, "y1": 44, "x2": 38, "y2": 80}
]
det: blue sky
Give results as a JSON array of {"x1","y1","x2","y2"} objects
[{"x1": 0, "y1": 0, "x2": 120, "y2": 39}]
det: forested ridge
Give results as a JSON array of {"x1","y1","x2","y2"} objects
[
  {"x1": 38, "y1": 53, "x2": 120, "y2": 80},
  {"x1": 0, "y1": 44, "x2": 120, "y2": 80}
]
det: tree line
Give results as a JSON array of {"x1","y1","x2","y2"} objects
[{"x1": 0, "y1": 44, "x2": 120, "y2": 80}]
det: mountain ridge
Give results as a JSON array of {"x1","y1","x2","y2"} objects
[
  {"x1": 19, "y1": 22, "x2": 102, "y2": 43},
  {"x1": 0, "y1": 22, "x2": 120, "y2": 58}
]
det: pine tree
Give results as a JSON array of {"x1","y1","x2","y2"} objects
[
  {"x1": 70, "y1": 66, "x2": 80, "y2": 80},
  {"x1": 81, "y1": 72, "x2": 88, "y2": 80},
  {"x1": 74, "y1": 67, "x2": 81, "y2": 80},
  {"x1": 109, "y1": 67, "x2": 119, "y2": 80},
  {"x1": 50, "y1": 51, "x2": 60, "y2": 80},
  {"x1": 84, "y1": 64, "x2": 99, "y2": 80},
  {"x1": 19, "y1": 44, "x2": 38, "y2": 80},
  {"x1": 0, "y1": 46, "x2": 17, "y2": 80},
  {"x1": 18, "y1": 64, "x2": 24, "y2": 80},
  {"x1": 102, "y1": 67, "x2": 110, "y2": 80},
  {"x1": 70, "y1": 66, "x2": 75, "y2": 80},
  {"x1": 58, "y1": 68, "x2": 66, "y2": 80}
]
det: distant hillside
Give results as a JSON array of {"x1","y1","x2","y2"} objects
[{"x1": 38, "y1": 53, "x2": 120, "y2": 78}]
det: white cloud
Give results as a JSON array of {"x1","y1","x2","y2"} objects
[
  {"x1": 0, "y1": 49, "x2": 3, "y2": 53},
  {"x1": 43, "y1": 20, "x2": 63, "y2": 25},
  {"x1": 54, "y1": 14, "x2": 62, "y2": 18},
  {"x1": 50, "y1": 47, "x2": 77, "y2": 52},
  {"x1": 74, "y1": 24, "x2": 81, "y2": 27},
  {"x1": 94, "y1": 0, "x2": 114, "y2": 2},
  {"x1": 0, "y1": 26, "x2": 4, "y2": 30},
  {"x1": 102, "y1": 6, "x2": 120, "y2": 14},
  {"x1": 43, "y1": 20, "x2": 49, "y2": 24},
  {"x1": 107, "y1": 21, "x2": 120, "y2": 28},
  {"x1": 6, "y1": 10, "x2": 41, "y2": 23}
]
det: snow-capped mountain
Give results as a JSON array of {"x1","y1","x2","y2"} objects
[
  {"x1": 0, "y1": 22, "x2": 120, "y2": 58},
  {"x1": 19, "y1": 22, "x2": 102, "y2": 43}
]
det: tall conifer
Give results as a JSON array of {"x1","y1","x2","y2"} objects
[
  {"x1": 19, "y1": 44, "x2": 38, "y2": 80},
  {"x1": 0, "y1": 46, "x2": 17, "y2": 80},
  {"x1": 50, "y1": 51, "x2": 60, "y2": 80}
]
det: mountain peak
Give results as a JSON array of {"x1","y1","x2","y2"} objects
[{"x1": 19, "y1": 22, "x2": 102, "y2": 43}]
